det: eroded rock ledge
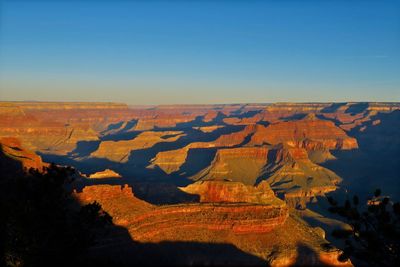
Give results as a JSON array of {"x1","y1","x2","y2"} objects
[{"x1": 73, "y1": 182, "x2": 289, "y2": 238}]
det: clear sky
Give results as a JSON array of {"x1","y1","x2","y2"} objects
[{"x1": 0, "y1": 0, "x2": 399, "y2": 104}]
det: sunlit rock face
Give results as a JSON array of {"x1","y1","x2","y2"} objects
[
  {"x1": 179, "y1": 180, "x2": 281, "y2": 204},
  {"x1": 74, "y1": 182, "x2": 288, "y2": 239},
  {"x1": 0, "y1": 102, "x2": 128, "y2": 154},
  {"x1": 191, "y1": 147, "x2": 269, "y2": 185},
  {"x1": 248, "y1": 114, "x2": 358, "y2": 150},
  {"x1": 87, "y1": 169, "x2": 122, "y2": 179},
  {"x1": 73, "y1": 183, "x2": 351, "y2": 266},
  {"x1": 0, "y1": 137, "x2": 46, "y2": 171},
  {"x1": 3, "y1": 101, "x2": 385, "y2": 266},
  {"x1": 90, "y1": 131, "x2": 185, "y2": 162},
  {"x1": 149, "y1": 124, "x2": 257, "y2": 174},
  {"x1": 3, "y1": 101, "x2": 398, "y2": 202},
  {"x1": 265, "y1": 146, "x2": 340, "y2": 190}
]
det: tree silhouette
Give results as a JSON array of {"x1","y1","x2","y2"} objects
[
  {"x1": 0, "y1": 164, "x2": 113, "y2": 267},
  {"x1": 327, "y1": 189, "x2": 400, "y2": 266}
]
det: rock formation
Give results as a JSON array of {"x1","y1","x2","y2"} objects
[
  {"x1": 0, "y1": 137, "x2": 46, "y2": 171},
  {"x1": 90, "y1": 131, "x2": 185, "y2": 162},
  {"x1": 193, "y1": 125, "x2": 224, "y2": 133},
  {"x1": 88, "y1": 169, "x2": 122, "y2": 179},
  {"x1": 248, "y1": 115, "x2": 358, "y2": 150},
  {"x1": 179, "y1": 180, "x2": 283, "y2": 205},
  {"x1": 150, "y1": 125, "x2": 256, "y2": 174},
  {"x1": 73, "y1": 183, "x2": 351, "y2": 266},
  {"x1": 191, "y1": 147, "x2": 268, "y2": 184}
]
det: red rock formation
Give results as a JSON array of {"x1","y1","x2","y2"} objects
[
  {"x1": 263, "y1": 145, "x2": 341, "y2": 207},
  {"x1": 129, "y1": 203, "x2": 288, "y2": 238},
  {"x1": 73, "y1": 184, "x2": 154, "y2": 226},
  {"x1": 150, "y1": 125, "x2": 257, "y2": 174},
  {"x1": 88, "y1": 169, "x2": 122, "y2": 179},
  {"x1": 193, "y1": 125, "x2": 224, "y2": 133},
  {"x1": 192, "y1": 147, "x2": 268, "y2": 184},
  {"x1": 249, "y1": 115, "x2": 358, "y2": 150},
  {"x1": 202, "y1": 110, "x2": 219, "y2": 122},
  {"x1": 90, "y1": 131, "x2": 185, "y2": 162},
  {"x1": 0, "y1": 137, "x2": 46, "y2": 171},
  {"x1": 74, "y1": 183, "x2": 288, "y2": 237},
  {"x1": 180, "y1": 180, "x2": 283, "y2": 205},
  {"x1": 73, "y1": 184, "x2": 350, "y2": 266}
]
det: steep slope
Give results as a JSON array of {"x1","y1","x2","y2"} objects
[
  {"x1": 262, "y1": 145, "x2": 340, "y2": 207},
  {"x1": 74, "y1": 182, "x2": 288, "y2": 236},
  {"x1": 190, "y1": 143, "x2": 341, "y2": 206},
  {"x1": 179, "y1": 180, "x2": 283, "y2": 205},
  {"x1": 90, "y1": 131, "x2": 185, "y2": 162},
  {"x1": 0, "y1": 137, "x2": 46, "y2": 171},
  {"x1": 149, "y1": 125, "x2": 256, "y2": 174},
  {"x1": 73, "y1": 183, "x2": 351, "y2": 266},
  {"x1": 248, "y1": 114, "x2": 358, "y2": 150},
  {"x1": 323, "y1": 110, "x2": 400, "y2": 200},
  {"x1": 191, "y1": 147, "x2": 268, "y2": 185}
]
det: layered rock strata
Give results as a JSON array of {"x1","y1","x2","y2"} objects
[
  {"x1": 150, "y1": 125, "x2": 257, "y2": 174},
  {"x1": 73, "y1": 183, "x2": 350, "y2": 266},
  {"x1": 88, "y1": 169, "x2": 122, "y2": 179},
  {"x1": 90, "y1": 131, "x2": 185, "y2": 162},
  {"x1": 0, "y1": 137, "x2": 46, "y2": 171}
]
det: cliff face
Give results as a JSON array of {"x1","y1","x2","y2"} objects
[
  {"x1": 0, "y1": 102, "x2": 129, "y2": 154},
  {"x1": 191, "y1": 147, "x2": 268, "y2": 185},
  {"x1": 73, "y1": 184, "x2": 154, "y2": 225},
  {"x1": 87, "y1": 169, "x2": 122, "y2": 179},
  {"x1": 150, "y1": 125, "x2": 257, "y2": 174},
  {"x1": 262, "y1": 145, "x2": 340, "y2": 207},
  {"x1": 180, "y1": 180, "x2": 283, "y2": 205},
  {"x1": 8, "y1": 101, "x2": 400, "y2": 266},
  {"x1": 4, "y1": 101, "x2": 396, "y2": 203},
  {"x1": 0, "y1": 137, "x2": 46, "y2": 171},
  {"x1": 249, "y1": 115, "x2": 358, "y2": 150},
  {"x1": 73, "y1": 183, "x2": 351, "y2": 266},
  {"x1": 90, "y1": 131, "x2": 185, "y2": 162},
  {"x1": 74, "y1": 182, "x2": 288, "y2": 235}
]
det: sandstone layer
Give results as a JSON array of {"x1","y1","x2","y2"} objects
[
  {"x1": 179, "y1": 180, "x2": 283, "y2": 205},
  {"x1": 192, "y1": 147, "x2": 268, "y2": 185},
  {"x1": 0, "y1": 137, "x2": 46, "y2": 171},
  {"x1": 150, "y1": 125, "x2": 256, "y2": 174},
  {"x1": 88, "y1": 169, "x2": 122, "y2": 179},
  {"x1": 73, "y1": 183, "x2": 351, "y2": 266},
  {"x1": 90, "y1": 131, "x2": 185, "y2": 162}
]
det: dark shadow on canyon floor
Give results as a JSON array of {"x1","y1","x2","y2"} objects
[
  {"x1": 87, "y1": 224, "x2": 268, "y2": 267},
  {"x1": 322, "y1": 110, "x2": 400, "y2": 200}
]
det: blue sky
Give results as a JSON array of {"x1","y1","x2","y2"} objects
[{"x1": 0, "y1": 0, "x2": 399, "y2": 104}]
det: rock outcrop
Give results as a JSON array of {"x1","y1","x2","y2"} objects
[
  {"x1": 150, "y1": 125, "x2": 256, "y2": 174},
  {"x1": 90, "y1": 131, "x2": 185, "y2": 162},
  {"x1": 73, "y1": 183, "x2": 351, "y2": 266},
  {"x1": 179, "y1": 180, "x2": 283, "y2": 205},
  {"x1": 0, "y1": 137, "x2": 46, "y2": 171},
  {"x1": 193, "y1": 125, "x2": 224, "y2": 133},
  {"x1": 88, "y1": 169, "x2": 122, "y2": 179},
  {"x1": 74, "y1": 182, "x2": 288, "y2": 236},
  {"x1": 248, "y1": 115, "x2": 358, "y2": 150},
  {"x1": 191, "y1": 147, "x2": 268, "y2": 185},
  {"x1": 262, "y1": 145, "x2": 340, "y2": 207}
]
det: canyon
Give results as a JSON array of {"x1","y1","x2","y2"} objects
[{"x1": 1, "y1": 101, "x2": 399, "y2": 266}]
